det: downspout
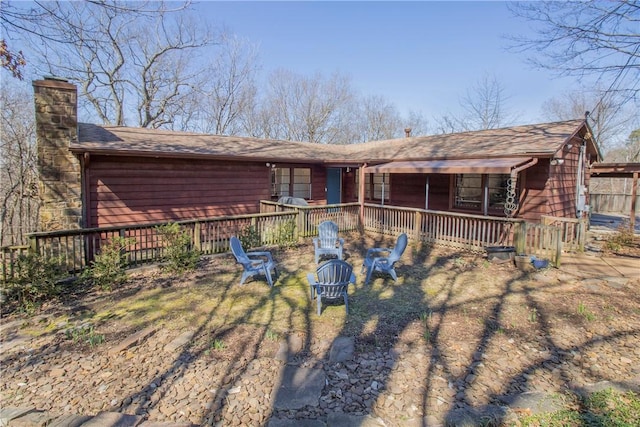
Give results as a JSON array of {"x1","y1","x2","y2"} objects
[
  {"x1": 506, "y1": 158, "x2": 538, "y2": 218},
  {"x1": 82, "y1": 152, "x2": 90, "y2": 228},
  {"x1": 359, "y1": 163, "x2": 366, "y2": 233},
  {"x1": 512, "y1": 157, "x2": 538, "y2": 177},
  {"x1": 576, "y1": 142, "x2": 586, "y2": 217}
]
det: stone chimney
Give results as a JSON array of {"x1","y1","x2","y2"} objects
[{"x1": 33, "y1": 78, "x2": 82, "y2": 231}]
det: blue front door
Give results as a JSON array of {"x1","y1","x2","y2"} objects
[{"x1": 326, "y1": 168, "x2": 341, "y2": 205}]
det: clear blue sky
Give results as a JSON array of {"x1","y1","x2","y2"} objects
[{"x1": 196, "y1": 1, "x2": 580, "y2": 125}]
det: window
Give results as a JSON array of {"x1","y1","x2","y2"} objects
[
  {"x1": 271, "y1": 167, "x2": 311, "y2": 199},
  {"x1": 454, "y1": 174, "x2": 482, "y2": 210},
  {"x1": 453, "y1": 173, "x2": 514, "y2": 213},
  {"x1": 292, "y1": 168, "x2": 311, "y2": 198},
  {"x1": 356, "y1": 173, "x2": 390, "y2": 201},
  {"x1": 487, "y1": 175, "x2": 510, "y2": 210},
  {"x1": 272, "y1": 168, "x2": 290, "y2": 197}
]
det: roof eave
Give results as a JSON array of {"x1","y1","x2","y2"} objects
[{"x1": 69, "y1": 147, "x2": 326, "y2": 164}]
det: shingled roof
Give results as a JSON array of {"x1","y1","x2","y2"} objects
[
  {"x1": 343, "y1": 119, "x2": 596, "y2": 162},
  {"x1": 74, "y1": 124, "x2": 337, "y2": 163},
  {"x1": 73, "y1": 119, "x2": 598, "y2": 164}
]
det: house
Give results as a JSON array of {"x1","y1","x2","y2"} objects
[{"x1": 34, "y1": 78, "x2": 602, "y2": 232}]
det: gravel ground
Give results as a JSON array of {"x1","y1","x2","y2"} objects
[{"x1": 1, "y1": 235, "x2": 639, "y2": 426}]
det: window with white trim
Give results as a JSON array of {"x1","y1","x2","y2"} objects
[
  {"x1": 453, "y1": 173, "x2": 513, "y2": 213},
  {"x1": 356, "y1": 173, "x2": 390, "y2": 201},
  {"x1": 454, "y1": 174, "x2": 482, "y2": 210},
  {"x1": 271, "y1": 168, "x2": 311, "y2": 199}
]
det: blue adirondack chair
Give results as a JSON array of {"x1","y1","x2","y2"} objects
[
  {"x1": 312, "y1": 221, "x2": 344, "y2": 264},
  {"x1": 362, "y1": 233, "x2": 408, "y2": 285},
  {"x1": 230, "y1": 236, "x2": 278, "y2": 287},
  {"x1": 307, "y1": 259, "x2": 356, "y2": 315}
]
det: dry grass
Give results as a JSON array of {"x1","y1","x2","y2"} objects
[
  {"x1": 13, "y1": 231, "x2": 640, "y2": 360},
  {"x1": 3, "y1": 232, "x2": 640, "y2": 425}
]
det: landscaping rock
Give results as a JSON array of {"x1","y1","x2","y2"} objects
[
  {"x1": 272, "y1": 366, "x2": 326, "y2": 410},
  {"x1": 329, "y1": 337, "x2": 354, "y2": 362}
]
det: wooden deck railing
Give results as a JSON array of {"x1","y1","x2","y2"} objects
[
  {"x1": 363, "y1": 205, "x2": 516, "y2": 252},
  {"x1": 1, "y1": 211, "x2": 298, "y2": 280},
  {"x1": 541, "y1": 215, "x2": 587, "y2": 252},
  {"x1": 2, "y1": 202, "x2": 585, "y2": 281},
  {"x1": 260, "y1": 201, "x2": 360, "y2": 237},
  {"x1": 1, "y1": 245, "x2": 30, "y2": 283}
]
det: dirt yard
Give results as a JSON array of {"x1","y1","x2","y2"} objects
[{"x1": 1, "y1": 232, "x2": 639, "y2": 425}]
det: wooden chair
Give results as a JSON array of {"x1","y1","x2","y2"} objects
[
  {"x1": 307, "y1": 259, "x2": 355, "y2": 315},
  {"x1": 362, "y1": 233, "x2": 408, "y2": 285},
  {"x1": 312, "y1": 220, "x2": 344, "y2": 264},
  {"x1": 230, "y1": 236, "x2": 278, "y2": 287}
]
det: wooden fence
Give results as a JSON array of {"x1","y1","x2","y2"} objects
[
  {"x1": 2, "y1": 202, "x2": 585, "y2": 282},
  {"x1": 590, "y1": 193, "x2": 640, "y2": 214}
]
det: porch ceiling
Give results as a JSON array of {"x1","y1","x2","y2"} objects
[{"x1": 363, "y1": 157, "x2": 535, "y2": 174}]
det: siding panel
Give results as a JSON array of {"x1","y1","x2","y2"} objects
[{"x1": 88, "y1": 156, "x2": 270, "y2": 227}]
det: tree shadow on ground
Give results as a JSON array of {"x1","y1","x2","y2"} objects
[
  {"x1": 268, "y1": 231, "x2": 640, "y2": 426},
  {"x1": 1, "y1": 232, "x2": 638, "y2": 426}
]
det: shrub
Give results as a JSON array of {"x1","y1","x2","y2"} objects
[
  {"x1": 156, "y1": 223, "x2": 200, "y2": 273},
  {"x1": 238, "y1": 224, "x2": 261, "y2": 250},
  {"x1": 263, "y1": 219, "x2": 297, "y2": 247},
  {"x1": 82, "y1": 236, "x2": 134, "y2": 291},
  {"x1": 605, "y1": 223, "x2": 634, "y2": 252},
  {"x1": 1, "y1": 252, "x2": 67, "y2": 313},
  {"x1": 65, "y1": 323, "x2": 105, "y2": 347},
  {"x1": 275, "y1": 219, "x2": 297, "y2": 247}
]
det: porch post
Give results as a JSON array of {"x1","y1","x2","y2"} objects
[
  {"x1": 359, "y1": 164, "x2": 366, "y2": 233},
  {"x1": 381, "y1": 173, "x2": 385, "y2": 206},
  {"x1": 631, "y1": 172, "x2": 638, "y2": 232},
  {"x1": 425, "y1": 176, "x2": 429, "y2": 210},
  {"x1": 514, "y1": 221, "x2": 527, "y2": 255}
]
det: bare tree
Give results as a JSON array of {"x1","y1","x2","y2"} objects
[
  {"x1": 461, "y1": 73, "x2": 516, "y2": 130},
  {"x1": 262, "y1": 69, "x2": 355, "y2": 143},
  {"x1": 434, "y1": 73, "x2": 517, "y2": 133},
  {"x1": 1, "y1": 1, "x2": 52, "y2": 79},
  {"x1": 541, "y1": 88, "x2": 635, "y2": 153},
  {"x1": 0, "y1": 39, "x2": 26, "y2": 79},
  {"x1": 353, "y1": 95, "x2": 402, "y2": 142},
  {"x1": 1, "y1": 1, "x2": 191, "y2": 81},
  {"x1": 433, "y1": 114, "x2": 465, "y2": 135},
  {"x1": 626, "y1": 128, "x2": 640, "y2": 162},
  {"x1": 509, "y1": 1, "x2": 640, "y2": 103},
  {"x1": 238, "y1": 100, "x2": 280, "y2": 140},
  {"x1": 0, "y1": 82, "x2": 38, "y2": 246},
  {"x1": 179, "y1": 36, "x2": 260, "y2": 135},
  {"x1": 403, "y1": 110, "x2": 430, "y2": 137},
  {"x1": 11, "y1": 1, "x2": 213, "y2": 127}
]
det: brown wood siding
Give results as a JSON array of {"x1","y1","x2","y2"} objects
[
  {"x1": 311, "y1": 165, "x2": 327, "y2": 201},
  {"x1": 518, "y1": 162, "x2": 550, "y2": 222},
  {"x1": 389, "y1": 174, "x2": 425, "y2": 208},
  {"x1": 87, "y1": 156, "x2": 271, "y2": 227},
  {"x1": 547, "y1": 138, "x2": 582, "y2": 218},
  {"x1": 428, "y1": 175, "x2": 452, "y2": 211},
  {"x1": 343, "y1": 169, "x2": 358, "y2": 202}
]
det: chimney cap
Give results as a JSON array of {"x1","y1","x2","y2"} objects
[{"x1": 44, "y1": 75, "x2": 69, "y2": 82}]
